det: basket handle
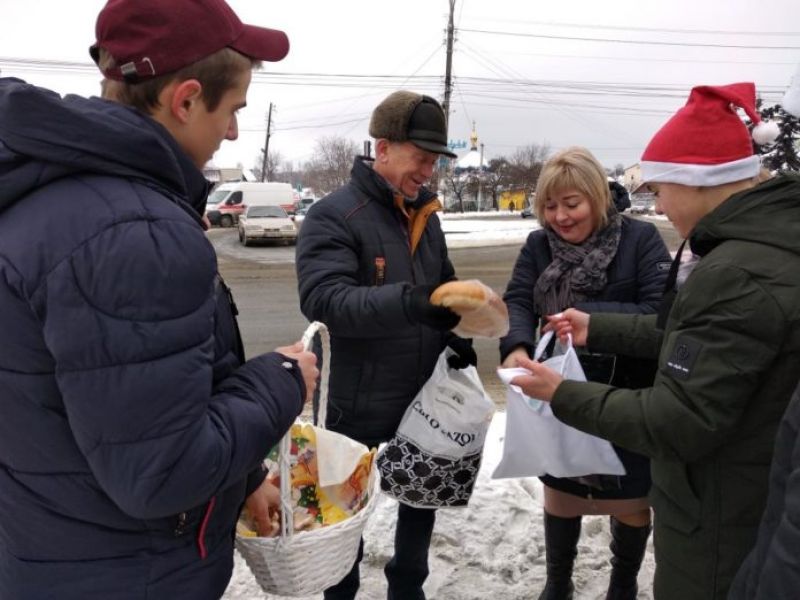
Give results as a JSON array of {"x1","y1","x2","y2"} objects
[
  {"x1": 301, "y1": 321, "x2": 330, "y2": 428},
  {"x1": 278, "y1": 321, "x2": 330, "y2": 540}
]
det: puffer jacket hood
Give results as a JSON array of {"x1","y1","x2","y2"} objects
[
  {"x1": 691, "y1": 174, "x2": 800, "y2": 258},
  {"x1": 0, "y1": 77, "x2": 209, "y2": 218}
]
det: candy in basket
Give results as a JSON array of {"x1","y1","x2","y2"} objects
[
  {"x1": 235, "y1": 322, "x2": 380, "y2": 597},
  {"x1": 237, "y1": 422, "x2": 377, "y2": 536}
]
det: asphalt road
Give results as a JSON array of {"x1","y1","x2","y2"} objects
[{"x1": 211, "y1": 216, "x2": 682, "y2": 401}]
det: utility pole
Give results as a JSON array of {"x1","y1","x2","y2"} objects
[
  {"x1": 260, "y1": 102, "x2": 273, "y2": 182},
  {"x1": 478, "y1": 142, "x2": 485, "y2": 210},
  {"x1": 442, "y1": 0, "x2": 456, "y2": 131},
  {"x1": 434, "y1": 0, "x2": 456, "y2": 204}
]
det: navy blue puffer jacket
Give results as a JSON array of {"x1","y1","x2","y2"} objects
[
  {"x1": 295, "y1": 158, "x2": 455, "y2": 447},
  {"x1": 0, "y1": 78, "x2": 304, "y2": 599}
]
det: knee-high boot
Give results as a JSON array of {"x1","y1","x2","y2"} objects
[
  {"x1": 538, "y1": 513, "x2": 582, "y2": 600},
  {"x1": 605, "y1": 517, "x2": 651, "y2": 600}
]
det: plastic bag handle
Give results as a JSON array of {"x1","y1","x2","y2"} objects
[
  {"x1": 533, "y1": 331, "x2": 574, "y2": 375},
  {"x1": 277, "y1": 321, "x2": 330, "y2": 540}
]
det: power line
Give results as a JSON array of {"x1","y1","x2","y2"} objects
[
  {"x1": 476, "y1": 48, "x2": 800, "y2": 67},
  {"x1": 458, "y1": 28, "x2": 800, "y2": 50},
  {"x1": 458, "y1": 17, "x2": 800, "y2": 37},
  {"x1": 2, "y1": 57, "x2": 792, "y2": 93}
]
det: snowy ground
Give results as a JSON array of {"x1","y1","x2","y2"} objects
[
  {"x1": 223, "y1": 412, "x2": 655, "y2": 600},
  {"x1": 439, "y1": 211, "x2": 541, "y2": 248},
  {"x1": 436, "y1": 209, "x2": 667, "y2": 249}
]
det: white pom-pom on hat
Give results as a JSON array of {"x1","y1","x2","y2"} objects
[{"x1": 752, "y1": 120, "x2": 780, "y2": 145}]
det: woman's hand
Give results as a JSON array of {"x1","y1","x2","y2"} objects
[
  {"x1": 501, "y1": 347, "x2": 530, "y2": 369},
  {"x1": 544, "y1": 308, "x2": 590, "y2": 346},
  {"x1": 509, "y1": 357, "x2": 564, "y2": 402}
]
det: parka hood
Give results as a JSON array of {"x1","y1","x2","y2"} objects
[
  {"x1": 690, "y1": 174, "x2": 800, "y2": 258},
  {"x1": 0, "y1": 77, "x2": 209, "y2": 218}
]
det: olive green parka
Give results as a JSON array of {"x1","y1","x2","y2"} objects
[{"x1": 551, "y1": 174, "x2": 800, "y2": 599}]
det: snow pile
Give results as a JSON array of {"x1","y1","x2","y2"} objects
[
  {"x1": 223, "y1": 413, "x2": 655, "y2": 600},
  {"x1": 439, "y1": 216, "x2": 539, "y2": 248}
]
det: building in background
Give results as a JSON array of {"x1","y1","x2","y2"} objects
[{"x1": 624, "y1": 163, "x2": 642, "y2": 191}]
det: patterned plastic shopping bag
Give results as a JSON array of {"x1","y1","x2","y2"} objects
[{"x1": 377, "y1": 349, "x2": 495, "y2": 508}]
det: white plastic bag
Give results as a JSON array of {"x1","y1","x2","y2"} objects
[
  {"x1": 378, "y1": 349, "x2": 495, "y2": 508},
  {"x1": 492, "y1": 331, "x2": 625, "y2": 479}
]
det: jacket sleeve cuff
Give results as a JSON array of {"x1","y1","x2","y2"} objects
[{"x1": 245, "y1": 463, "x2": 269, "y2": 498}]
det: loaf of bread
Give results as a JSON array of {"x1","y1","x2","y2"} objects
[{"x1": 430, "y1": 280, "x2": 510, "y2": 338}]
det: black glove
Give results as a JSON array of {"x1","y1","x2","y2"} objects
[
  {"x1": 446, "y1": 336, "x2": 477, "y2": 369},
  {"x1": 405, "y1": 284, "x2": 461, "y2": 331}
]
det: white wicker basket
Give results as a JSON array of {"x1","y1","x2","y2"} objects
[{"x1": 235, "y1": 321, "x2": 379, "y2": 597}]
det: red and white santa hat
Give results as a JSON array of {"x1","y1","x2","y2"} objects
[{"x1": 641, "y1": 82, "x2": 779, "y2": 186}]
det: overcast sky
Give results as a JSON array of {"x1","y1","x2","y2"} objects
[{"x1": 3, "y1": 0, "x2": 800, "y2": 173}]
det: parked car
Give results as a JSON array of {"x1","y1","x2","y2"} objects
[
  {"x1": 520, "y1": 206, "x2": 535, "y2": 219},
  {"x1": 291, "y1": 204, "x2": 316, "y2": 230},
  {"x1": 238, "y1": 204, "x2": 297, "y2": 246},
  {"x1": 629, "y1": 195, "x2": 654, "y2": 215},
  {"x1": 206, "y1": 181, "x2": 295, "y2": 227},
  {"x1": 295, "y1": 197, "x2": 316, "y2": 211}
]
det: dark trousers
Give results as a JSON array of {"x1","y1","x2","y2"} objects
[{"x1": 323, "y1": 503, "x2": 436, "y2": 600}]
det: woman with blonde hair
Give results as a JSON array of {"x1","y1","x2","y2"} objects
[{"x1": 500, "y1": 146, "x2": 670, "y2": 599}]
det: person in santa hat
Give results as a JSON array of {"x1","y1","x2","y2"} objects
[{"x1": 506, "y1": 82, "x2": 800, "y2": 600}]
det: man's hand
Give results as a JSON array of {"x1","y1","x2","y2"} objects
[
  {"x1": 275, "y1": 341, "x2": 319, "y2": 405},
  {"x1": 446, "y1": 336, "x2": 477, "y2": 369},
  {"x1": 405, "y1": 284, "x2": 461, "y2": 331},
  {"x1": 509, "y1": 357, "x2": 564, "y2": 402},
  {"x1": 544, "y1": 309, "x2": 591, "y2": 346},
  {"x1": 244, "y1": 478, "x2": 281, "y2": 537}
]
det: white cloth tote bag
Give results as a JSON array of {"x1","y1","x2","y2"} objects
[{"x1": 492, "y1": 331, "x2": 625, "y2": 479}]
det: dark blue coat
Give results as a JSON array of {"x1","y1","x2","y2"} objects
[
  {"x1": 500, "y1": 216, "x2": 671, "y2": 498},
  {"x1": 295, "y1": 158, "x2": 455, "y2": 447},
  {"x1": 0, "y1": 78, "x2": 304, "y2": 599},
  {"x1": 730, "y1": 382, "x2": 800, "y2": 599}
]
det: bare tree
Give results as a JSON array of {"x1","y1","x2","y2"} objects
[
  {"x1": 506, "y1": 144, "x2": 551, "y2": 202},
  {"x1": 303, "y1": 135, "x2": 359, "y2": 195},
  {"x1": 484, "y1": 157, "x2": 511, "y2": 210},
  {"x1": 252, "y1": 149, "x2": 282, "y2": 182},
  {"x1": 442, "y1": 170, "x2": 469, "y2": 212}
]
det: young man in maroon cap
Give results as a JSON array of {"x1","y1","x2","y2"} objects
[
  {"x1": 0, "y1": 1, "x2": 318, "y2": 598},
  {"x1": 295, "y1": 91, "x2": 476, "y2": 600}
]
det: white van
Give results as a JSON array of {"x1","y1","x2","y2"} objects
[{"x1": 205, "y1": 182, "x2": 295, "y2": 227}]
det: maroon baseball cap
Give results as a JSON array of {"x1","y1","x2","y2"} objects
[{"x1": 89, "y1": 0, "x2": 289, "y2": 82}]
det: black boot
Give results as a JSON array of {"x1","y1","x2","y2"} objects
[
  {"x1": 538, "y1": 513, "x2": 581, "y2": 600},
  {"x1": 605, "y1": 517, "x2": 651, "y2": 600}
]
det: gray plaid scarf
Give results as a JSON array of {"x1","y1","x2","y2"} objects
[{"x1": 533, "y1": 211, "x2": 623, "y2": 316}]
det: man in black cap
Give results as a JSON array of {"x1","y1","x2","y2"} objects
[{"x1": 295, "y1": 90, "x2": 477, "y2": 600}]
